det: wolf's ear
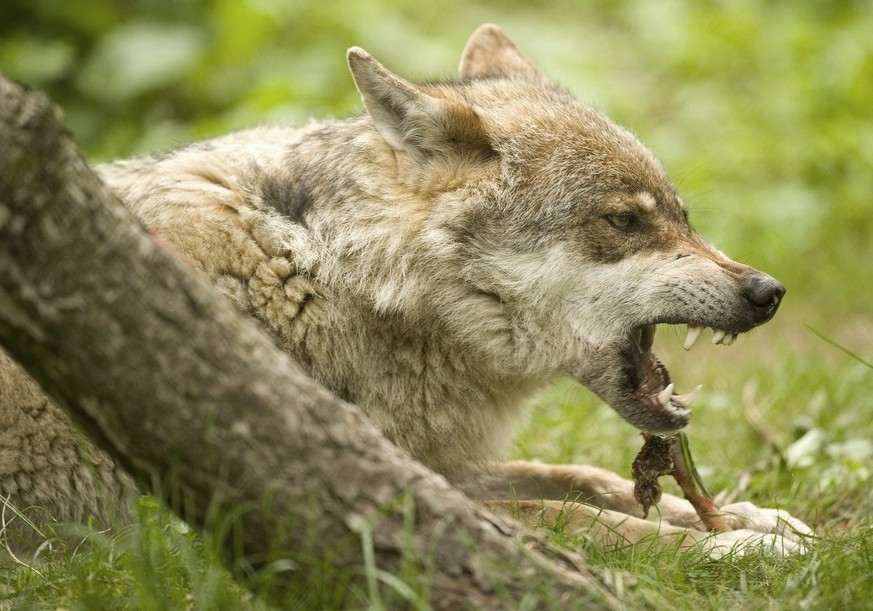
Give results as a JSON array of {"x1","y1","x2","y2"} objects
[
  {"x1": 347, "y1": 47, "x2": 494, "y2": 159},
  {"x1": 459, "y1": 24, "x2": 544, "y2": 80}
]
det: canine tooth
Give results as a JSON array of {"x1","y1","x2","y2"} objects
[
  {"x1": 724, "y1": 333, "x2": 737, "y2": 346},
  {"x1": 658, "y1": 383, "x2": 674, "y2": 407},
  {"x1": 711, "y1": 329, "x2": 727, "y2": 345},
  {"x1": 684, "y1": 325, "x2": 703, "y2": 351},
  {"x1": 673, "y1": 384, "x2": 703, "y2": 407}
]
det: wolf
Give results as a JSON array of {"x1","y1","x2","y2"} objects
[{"x1": 0, "y1": 24, "x2": 809, "y2": 555}]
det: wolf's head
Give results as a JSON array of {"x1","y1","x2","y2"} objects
[{"x1": 346, "y1": 25, "x2": 784, "y2": 434}]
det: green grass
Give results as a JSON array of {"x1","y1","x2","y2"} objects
[
  {"x1": 2, "y1": 0, "x2": 872, "y2": 608},
  {"x1": 1, "y1": 333, "x2": 870, "y2": 609},
  {"x1": 0, "y1": 498, "x2": 256, "y2": 610},
  {"x1": 513, "y1": 332, "x2": 873, "y2": 609}
]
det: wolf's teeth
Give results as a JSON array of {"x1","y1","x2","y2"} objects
[
  {"x1": 711, "y1": 329, "x2": 727, "y2": 345},
  {"x1": 673, "y1": 384, "x2": 703, "y2": 407},
  {"x1": 723, "y1": 333, "x2": 737, "y2": 346},
  {"x1": 684, "y1": 325, "x2": 703, "y2": 351},
  {"x1": 658, "y1": 383, "x2": 675, "y2": 407}
]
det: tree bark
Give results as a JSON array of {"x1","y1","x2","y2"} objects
[{"x1": 0, "y1": 75, "x2": 614, "y2": 608}]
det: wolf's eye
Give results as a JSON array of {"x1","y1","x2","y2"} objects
[{"x1": 606, "y1": 214, "x2": 639, "y2": 231}]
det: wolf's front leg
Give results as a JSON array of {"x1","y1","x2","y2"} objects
[
  {"x1": 455, "y1": 460, "x2": 812, "y2": 553},
  {"x1": 455, "y1": 460, "x2": 697, "y2": 521},
  {"x1": 483, "y1": 498, "x2": 807, "y2": 558}
]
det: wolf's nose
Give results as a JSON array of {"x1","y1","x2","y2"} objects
[{"x1": 743, "y1": 273, "x2": 785, "y2": 323}]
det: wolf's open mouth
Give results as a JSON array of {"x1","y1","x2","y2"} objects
[{"x1": 628, "y1": 324, "x2": 737, "y2": 433}]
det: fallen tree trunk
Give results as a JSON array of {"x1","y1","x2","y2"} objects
[{"x1": 0, "y1": 75, "x2": 614, "y2": 608}]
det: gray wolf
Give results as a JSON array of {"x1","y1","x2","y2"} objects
[{"x1": 0, "y1": 24, "x2": 808, "y2": 555}]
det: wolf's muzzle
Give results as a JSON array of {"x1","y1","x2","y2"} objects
[{"x1": 743, "y1": 272, "x2": 785, "y2": 324}]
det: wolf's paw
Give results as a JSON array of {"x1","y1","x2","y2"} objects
[
  {"x1": 657, "y1": 499, "x2": 813, "y2": 558},
  {"x1": 692, "y1": 501, "x2": 814, "y2": 558},
  {"x1": 717, "y1": 501, "x2": 813, "y2": 544},
  {"x1": 699, "y1": 527, "x2": 808, "y2": 559}
]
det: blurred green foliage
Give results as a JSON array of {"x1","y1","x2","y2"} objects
[{"x1": 3, "y1": 0, "x2": 871, "y2": 341}]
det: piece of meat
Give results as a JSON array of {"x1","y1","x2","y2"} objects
[
  {"x1": 631, "y1": 433, "x2": 673, "y2": 518},
  {"x1": 632, "y1": 432, "x2": 731, "y2": 532}
]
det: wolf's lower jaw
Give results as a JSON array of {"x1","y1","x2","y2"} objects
[{"x1": 631, "y1": 323, "x2": 740, "y2": 432}]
